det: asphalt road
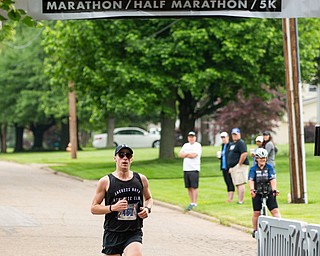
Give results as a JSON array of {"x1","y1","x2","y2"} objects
[{"x1": 0, "y1": 161, "x2": 257, "y2": 255}]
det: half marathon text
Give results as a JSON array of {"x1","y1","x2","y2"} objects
[{"x1": 43, "y1": 0, "x2": 282, "y2": 13}]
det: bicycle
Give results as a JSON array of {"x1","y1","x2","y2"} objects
[
  {"x1": 255, "y1": 185, "x2": 269, "y2": 216},
  {"x1": 252, "y1": 185, "x2": 269, "y2": 239}
]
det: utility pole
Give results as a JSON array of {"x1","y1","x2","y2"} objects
[
  {"x1": 282, "y1": 18, "x2": 307, "y2": 203},
  {"x1": 317, "y1": 55, "x2": 320, "y2": 125},
  {"x1": 68, "y1": 80, "x2": 78, "y2": 159}
]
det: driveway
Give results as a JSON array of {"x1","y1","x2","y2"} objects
[{"x1": 0, "y1": 161, "x2": 256, "y2": 255}]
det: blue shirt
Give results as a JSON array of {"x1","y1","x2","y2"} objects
[
  {"x1": 248, "y1": 163, "x2": 276, "y2": 181},
  {"x1": 221, "y1": 144, "x2": 227, "y2": 170}
]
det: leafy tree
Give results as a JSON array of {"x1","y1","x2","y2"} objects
[
  {"x1": 213, "y1": 87, "x2": 287, "y2": 140},
  {"x1": 42, "y1": 20, "x2": 163, "y2": 149},
  {"x1": 126, "y1": 18, "x2": 320, "y2": 143},
  {"x1": 41, "y1": 18, "x2": 320, "y2": 159},
  {"x1": 0, "y1": 23, "x2": 54, "y2": 151},
  {"x1": 0, "y1": 0, "x2": 39, "y2": 42},
  {"x1": 123, "y1": 18, "x2": 285, "y2": 141}
]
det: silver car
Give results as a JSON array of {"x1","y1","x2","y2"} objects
[{"x1": 92, "y1": 127, "x2": 161, "y2": 149}]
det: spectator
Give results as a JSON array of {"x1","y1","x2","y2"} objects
[
  {"x1": 262, "y1": 131, "x2": 276, "y2": 167},
  {"x1": 251, "y1": 136, "x2": 264, "y2": 165},
  {"x1": 179, "y1": 131, "x2": 202, "y2": 211},
  {"x1": 218, "y1": 132, "x2": 235, "y2": 202},
  {"x1": 228, "y1": 128, "x2": 250, "y2": 205}
]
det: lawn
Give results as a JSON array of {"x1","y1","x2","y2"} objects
[{"x1": 1, "y1": 143, "x2": 319, "y2": 229}]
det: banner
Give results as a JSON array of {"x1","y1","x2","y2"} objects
[{"x1": 13, "y1": 0, "x2": 320, "y2": 20}]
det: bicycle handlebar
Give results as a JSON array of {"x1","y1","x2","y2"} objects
[{"x1": 253, "y1": 189, "x2": 279, "y2": 197}]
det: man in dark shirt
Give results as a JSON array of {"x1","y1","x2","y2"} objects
[{"x1": 227, "y1": 128, "x2": 249, "y2": 204}]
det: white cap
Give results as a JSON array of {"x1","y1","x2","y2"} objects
[
  {"x1": 255, "y1": 136, "x2": 263, "y2": 142},
  {"x1": 220, "y1": 132, "x2": 229, "y2": 137}
]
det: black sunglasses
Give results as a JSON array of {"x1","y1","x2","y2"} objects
[{"x1": 118, "y1": 152, "x2": 133, "y2": 159}]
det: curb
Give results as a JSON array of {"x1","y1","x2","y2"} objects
[
  {"x1": 153, "y1": 200, "x2": 252, "y2": 234},
  {"x1": 29, "y1": 163, "x2": 252, "y2": 235}
]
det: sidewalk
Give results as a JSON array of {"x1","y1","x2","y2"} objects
[{"x1": 0, "y1": 161, "x2": 256, "y2": 255}]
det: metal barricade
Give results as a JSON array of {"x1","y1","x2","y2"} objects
[
  {"x1": 257, "y1": 216, "x2": 309, "y2": 256},
  {"x1": 306, "y1": 224, "x2": 320, "y2": 256}
]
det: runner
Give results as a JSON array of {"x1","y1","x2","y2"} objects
[{"x1": 91, "y1": 144, "x2": 153, "y2": 255}]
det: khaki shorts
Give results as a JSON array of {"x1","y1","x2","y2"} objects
[{"x1": 229, "y1": 164, "x2": 249, "y2": 185}]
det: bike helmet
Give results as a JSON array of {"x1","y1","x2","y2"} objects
[{"x1": 255, "y1": 148, "x2": 268, "y2": 158}]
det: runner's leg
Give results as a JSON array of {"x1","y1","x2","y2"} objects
[{"x1": 123, "y1": 242, "x2": 142, "y2": 256}]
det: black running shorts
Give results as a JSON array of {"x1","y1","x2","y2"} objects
[
  {"x1": 184, "y1": 170, "x2": 199, "y2": 188},
  {"x1": 252, "y1": 193, "x2": 278, "y2": 212},
  {"x1": 102, "y1": 229, "x2": 143, "y2": 255}
]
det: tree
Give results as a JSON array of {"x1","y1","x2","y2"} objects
[
  {"x1": 0, "y1": 23, "x2": 54, "y2": 151},
  {"x1": 213, "y1": 87, "x2": 287, "y2": 140},
  {"x1": 122, "y1": 19, "x2": 285, "y2": 141},
  {"x1": 0, "y1": 0, "x2": 39, "y2": 42},
  {"x1": 42, "y1": 20, "x2": 163, "y2": 149},
  {"x1": 41, "y1": 18, "x2": 320, "y2": 159},
  {"x1": 126, "y1": 18, "x2": 320, "y2": 143}
]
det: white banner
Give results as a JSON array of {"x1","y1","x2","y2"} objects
[{"x1": 13, "y1": 0, "x2": 320, "y2": 20}]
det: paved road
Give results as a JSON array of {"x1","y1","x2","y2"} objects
[{"x1": 0, "y1": 161, "x2": 257, "y2": 256}]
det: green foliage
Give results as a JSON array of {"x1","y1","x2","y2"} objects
[
  {"x1": 40, "y1": 18, "x2": 320, "y2": 137},
  {"x1": 214, "y1": 88, "x2": 287, "y2": 139},
  {"x1": 0, "y1": 23, "x2": 50, "y2": 126},
  {"x1": 2, "y1": 17, "x2": 320, "y2": 154},
  {"x1": 298, "y1": 18, "x2": 320, "y2": 82},
  {"x1": 0, "y1": 0, "x2": 42, "y2": 42},
  {"x1": 42, "y1": 20, "x2": 162, "y2": 130}
]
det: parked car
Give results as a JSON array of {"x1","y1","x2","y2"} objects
[{"x1": 92, "y1": 127, "x2": 161, "y2": 149}]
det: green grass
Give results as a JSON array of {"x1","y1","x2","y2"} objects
[{"x1": 1, "y1": 143, "x2": 319, "y2": 229}]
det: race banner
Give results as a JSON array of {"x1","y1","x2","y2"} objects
[{"x1": 12, "y1": 0, "x2": 320, "y2": 20}]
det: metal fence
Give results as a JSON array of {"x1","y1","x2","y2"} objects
[{"x1": 257, "y1": 216, "x2": 320, "y2": 256}]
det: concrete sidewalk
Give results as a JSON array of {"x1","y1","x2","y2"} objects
[{"x1": 0, "y1": 161, "x2": 256, "y2": 255}]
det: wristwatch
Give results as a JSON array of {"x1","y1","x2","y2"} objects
[{"x1": 145, "y1": 207, "x2": 151, "y2": 213}]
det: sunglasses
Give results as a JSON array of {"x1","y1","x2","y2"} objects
[{"x1": 118, "y1": 152, "x2": 133, "y2": 159}]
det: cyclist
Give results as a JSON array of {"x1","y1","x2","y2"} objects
[{"x1": 248, "y1": 148, "x2": 281, "y2": 238}]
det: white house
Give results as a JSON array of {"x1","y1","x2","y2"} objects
[{"x1": 273, "y1": 84, "x2": 318, "y2": 145}]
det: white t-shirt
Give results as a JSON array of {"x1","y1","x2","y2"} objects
[{"x1": 180, "y1": 142, "x2": 202, "y2": 171}]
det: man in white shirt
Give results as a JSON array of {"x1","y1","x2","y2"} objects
[{"x1": 178, "y1": 131, "x2": 202, "y2": 211}]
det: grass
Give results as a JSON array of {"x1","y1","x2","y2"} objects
[{"x1": 1, "y1": 143, "x2": 319, "y2": 229}]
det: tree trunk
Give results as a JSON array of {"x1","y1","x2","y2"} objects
[
  {"x1": 159, "y1": 114, "x2": 176, "y2": 159},
  {"x1": 159, "y1": 87, "x2": 177, "y2": 159},
  {"x1": 179, "y1": 114, "x2": 196, "y2": 142},
  {"x1": 69, "y1": 80, "x2": 77, "y2": 159},
  {"x1": 76, "y1": 118, "x2": 82, "y2": 151},
  {"x1": 59, "y1": 119, "x2": 69, "y2": 151},
  {"x1": 107, "y1": 115, "x2": 115, "y2": 148},
  {"x1": 178, "y1": 92, "x2": 197, "y2": 142},
  {"x1": 14, "y1": 125, "x2": 24, "y2": 152},
  {"x1": 1, "y1": 124, "x2": 7, "y2": 153},
  {"x1": 30, "y1": 124, "x2": 47, "y2": 150},
  {"x1": 200, "y1": 116, "x2": 210, "y2": 146},
  {"x1": 30, "y1": 119, "x2": 56, "y2": 151}
]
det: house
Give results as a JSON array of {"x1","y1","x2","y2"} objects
[{"x1": 273, "y1": 84, "x2": 319, "y2": 145}]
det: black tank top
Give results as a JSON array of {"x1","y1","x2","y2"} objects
[{"x1": 104, "y1": 172, "x2": 144, "y2": 232}]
